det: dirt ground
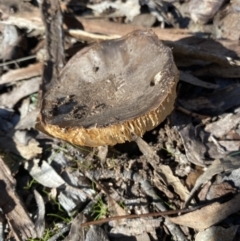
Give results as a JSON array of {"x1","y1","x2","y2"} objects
[{"x1": 0, "y1": 0, "x2": 240, "y2": 240}]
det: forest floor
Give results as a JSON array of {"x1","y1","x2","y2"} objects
[{"x1": 0, "y1": 0, "x2": 240, "y2": 240}]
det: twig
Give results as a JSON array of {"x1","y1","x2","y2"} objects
[
  {"x1": 67, "y1": 29, "x2": 120, "y2": 42},
  {"x1": 176, "y1": 105, "x2": 210, "y2": 119},
  {"x1": 0, "y1": 55, "x2": 36, "y2": 67},
  {"x1": 81, "y1": 207, "x2": 196, "y2": 227}
]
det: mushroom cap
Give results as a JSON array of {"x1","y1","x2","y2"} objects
[{"x1": 36, "y1": 30, "x2": 179, "y2": 147}]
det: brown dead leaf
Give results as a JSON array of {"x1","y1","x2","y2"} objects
[
  {"x1": 185, "y1": 167, "x2": 204, "y2": 190},
  {"x1": 0, "y1": 63, "x2": 43, "y2": 85},
  {"x1": 170, "y1": 193, "x2": 240, "y2": 230},
  {"x1": 206, "y1": 182, "x2": 237, "y2": 200}
]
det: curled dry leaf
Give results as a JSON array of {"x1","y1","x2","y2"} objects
[
  {"x1": 37, "y1": 30, "x2": 179, "y2": 147},
  {"x1": 179, "y1": 71, "x2": 219, "y2": 89},
  {"x1": 33, "y1": 189, "x2": 45, "y2": 238}
]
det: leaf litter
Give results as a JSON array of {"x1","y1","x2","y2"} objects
[{"x1": 0, "y1": 0, "x2": 240, "y2": 240}]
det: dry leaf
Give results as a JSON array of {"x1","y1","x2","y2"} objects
[
  {"x1": 63, "y1": 213, "x2": 85, "y2": 241},
  {"x1": 85, "y1": 226, "x2": 109, "y2": 241},
  {"x1": 189, "y1": 0, "x2": 225, "y2": 24},
  {"x1": 87, "y1": 0, "x2": 140, "y2": 21},
  {"x1": 195, "y1": 225, "x2": 239, "y2": 241},
  {"x1": 178, "y1": 84, "x2": 240, "y2": 116},
  {"x1": 157, "y1": 164, "x2": 190, "y2": 202},
  {"x1": 34, "y1": 189, "x2": 45, "y2": 238},
  {"x1": 170, "y1": 193, "x2": 240, "y2": 230},
  {"x1": 14, "y1": 137, "x2": 42, "y2": 160},
  {"x1": 172, "y1": 111, "x2": 207, "y2": 167},
  {"x1": 25, "y1": 159, "x2": 65, "y2": 188},
  {"x1": 180, "y1": 71, "x2": 219, "y2": 89},
  {"x1": 0, "y1": 77, "x2": 40, "y2": 108},
  {"x1": 107, "y1": 195, "x2": 128, "y2": 227},
  {"x1": 205, "y1": 107, "x2": 240, "y2": 138},
  {"x1": 0, "y1": 63, "x2": 43, "y2": 85}
]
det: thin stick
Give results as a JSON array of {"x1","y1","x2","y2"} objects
[
  {"x1": 0, "y1": 55, "x2": 36, "y2": 67},
  {"x1": 176, "y1": 105, "x2": 210, "y2": 119},
  {"x1": 81, "y1": 206, "x2": 198, "y2": 227}
]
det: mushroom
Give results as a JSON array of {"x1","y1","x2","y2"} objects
[{"x1": 36, "y1": 30, "x2": 178, "y2": 147}]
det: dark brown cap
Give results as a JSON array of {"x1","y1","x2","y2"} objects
[{"x1": 36, "y1": 30, "x2": 179, "y2": 147}]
